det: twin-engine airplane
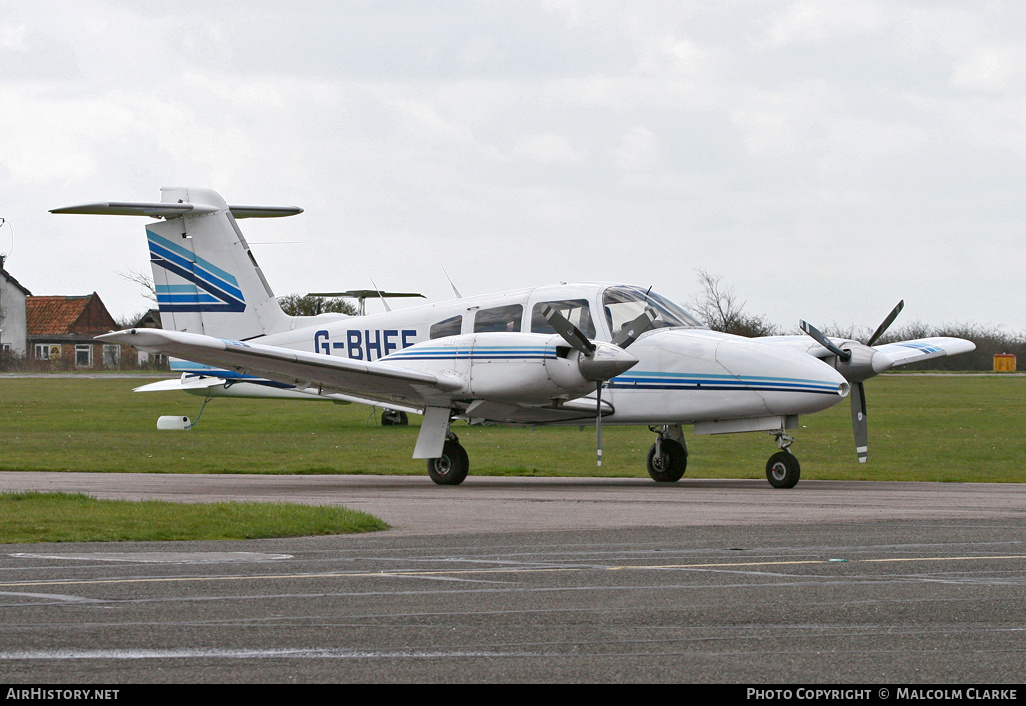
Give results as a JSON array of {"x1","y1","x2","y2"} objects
[{"x1": 53, "y1": 187, "x2": 975, "y2": 488}]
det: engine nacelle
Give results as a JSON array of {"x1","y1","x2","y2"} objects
[
  {"x1": 830, "y1": 341, "x2": 894, "y2": 383},
  {"x1": 381, "y1": 332, "x2": 627, "y2": 404}
]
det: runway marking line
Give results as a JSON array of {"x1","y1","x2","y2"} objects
[{"x1": 1, "y1": 554, "x2": 1024, "y2": 590}]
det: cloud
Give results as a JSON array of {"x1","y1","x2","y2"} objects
[
  {"x1": 765, "y1": 0, "x2": 884, "y2": 46},
  {"x1": 0, "y1": 24, "x2": 30, "y2": 52},
  {"x1": 950, "y1": 46, "x2": 1025, "y2": 92},
  {"x1": 612, "y1": 126, "x2": 658, "y2": 170},
  {"x1": 515, "y1": 133, "x2": 586, "y2": 164}
]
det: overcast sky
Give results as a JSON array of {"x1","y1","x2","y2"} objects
[{"x1": 1, "y1": 0, "x2": 1023, "y2": 335}]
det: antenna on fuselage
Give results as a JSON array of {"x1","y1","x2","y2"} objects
[
  {"x1": 441, "y1": 266, "x2": 463, "y2": 299},
  {"x1": 369, "y1": 278, "x2": 391, "y2": 313}
]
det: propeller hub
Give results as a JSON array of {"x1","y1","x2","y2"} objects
[
  {"x1": 578, "y1": 342, "x2": 639, "y2": 381},
  {"x1": 834, "y1": 343, "x2": 892, "y2": 383}
]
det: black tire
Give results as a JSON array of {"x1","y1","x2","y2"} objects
[
  {"x1": 646, "y1": 438, "x2": 687, "y2": 482},
  {"x1": 427, "y1": 440, "x2": 469, "y2": 485},
  {"x1": 381, "y1": 410, "x2": 409, "y2": 426},
  {"x1": 765, "y1": 450, "x2": 800, "y2": 488}
]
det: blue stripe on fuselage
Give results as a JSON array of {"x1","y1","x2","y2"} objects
[{"x1": 608, "y1": 371, "x2": 841, "y2": 395}]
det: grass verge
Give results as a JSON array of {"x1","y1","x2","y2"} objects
[{"x1": 0, "y1": 492, "x2": 388, "y2": 543}]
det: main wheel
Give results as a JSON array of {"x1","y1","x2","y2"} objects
[
  {"x1": 381, "y1": 409, "x2": 409, "y2": 426},
  {"x1": 765, "y1": 450, "x2": 800, "y2": 488},
  {"x1": 427, "y1": 440, "x2": 469, "y2": 485},
  {"x1": 646, "y1": 438, "x2": 687, "y2": 482}
]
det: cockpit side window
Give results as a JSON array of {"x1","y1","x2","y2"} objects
[
  {"x1": 531, "y1": 299, "x2": 596, "y2": 338},
  {"x1": 473, "y1": 304, "x2": 524, "y2": 333},
  {"x1": 602, "y1": 286, "x2": 703, "y2": 336},
  {"x1": 429, "y1": 315, "x2": 462, "y2": 340}
]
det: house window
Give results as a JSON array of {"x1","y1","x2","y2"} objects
[
  {"x1": 75, "y1": 344, "x2": 93, "y2": 367},
  {"x1": 35, "y1": 344, "x2": 60, "y2": 360},
  {"x1": 102, "y1": 344, "x2": 121, "y2": 367}
]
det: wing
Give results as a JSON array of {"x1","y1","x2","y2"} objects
[
  {"x1": 134, "y1": 373, "x2": 433, "y2": 413},
  {"x1": 872, "y1": 337, "x2": 977, "y2": 367},
  {"x1": 759, "y1": 334, "x2": 976, "y2": 368},
  {"x1": 99, "y1": 329, "x2": 462, "y2": 409}
]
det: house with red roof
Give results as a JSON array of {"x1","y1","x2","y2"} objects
[{"x1": 26, "y1": 293, "x2": 121, "y2": 369}]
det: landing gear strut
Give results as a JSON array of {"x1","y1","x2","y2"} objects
[
  {"x1": 765, "y1": 431, "x2": 800, "y2": 488},
  {"x1": 427, "y1": 433, "x2": 469, "y2": 486},
  {"x1": 646, "y1": 425, "x2": 687, "y2": 482}
]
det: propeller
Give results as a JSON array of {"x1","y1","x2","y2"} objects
[
  {"x1": 541, "y1": 304, "x2": 655, "y2": 466},
  {"x1": 800, "y1": 301, "x2": 904, "y2": 464}
]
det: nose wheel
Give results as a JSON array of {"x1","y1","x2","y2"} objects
[{"x1": 766, "y1": 450, "x2": 800, "y2": 488}]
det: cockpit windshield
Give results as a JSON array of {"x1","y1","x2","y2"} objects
[{"x1": 602, "y1": 285, "x2": 704, "y2": 338}]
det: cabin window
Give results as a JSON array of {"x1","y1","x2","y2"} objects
[
  {"x1": 602, "y1": 286, "x2": 703, "y2": 337},
  {"x1": 531, "y1": 299, "x2": 596, "y2": 339},
  {"x1": 430, "y1": 315, "x2": 462, "y2": 339},
  {"x1": 474, "y1": 304, "x2": 523, "y2": 333}
]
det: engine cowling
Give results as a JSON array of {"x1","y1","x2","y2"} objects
[
  {"x1": 830, "y1": 341, "x2": 894, "y2": 383},
  {"x1": 380, "y1": 332, "x2": 637, "y2": 404}
]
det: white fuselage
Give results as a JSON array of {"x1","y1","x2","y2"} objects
[{"x1": 173, "y1": 282, "x2": 850, "y2": 428}]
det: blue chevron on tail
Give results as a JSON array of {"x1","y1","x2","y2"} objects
[{"x1": 147, "y1": 229, "x2": 246, "y2": 312}]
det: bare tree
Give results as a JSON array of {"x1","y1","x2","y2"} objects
[
  {"x1": 117, "y1": 268, "x2": 157, "y2": 303},
  {"x1": 688, "y1": 268, "x2": 779, "y2": 337}
]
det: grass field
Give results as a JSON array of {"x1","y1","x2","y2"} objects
[
  {"x1": 0, "y1": 492, "x2": 388, "y2": 543},
  {"x1": 1, "y1": 375, "x2": 1024, "y2": 483}
]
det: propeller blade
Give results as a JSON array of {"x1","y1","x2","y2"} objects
[
  {"x1": 611, "y1": 307, "x2": 657, "y2": 348},
  {"x1": 541, "y1": 304, "x2": 596, "y2": 355},
  {"x1": 799, "y1": 320, "x2": 851, "y2": 362},
  {"x1": 866, "y1": 300, "x2": 905, "y2": 347},
  {"x1": 596, "y1": 382, "x2": 603, "y2": 467},
  {"x1": 851, "y1": 381, "x2": 868, "y2": 463}
]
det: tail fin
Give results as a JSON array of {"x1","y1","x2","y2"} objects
[{"x1": 53, "y1": 187, "x2": 302, "y2": 341}]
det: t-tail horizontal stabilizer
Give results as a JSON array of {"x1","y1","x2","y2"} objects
[
  {"x1": 52, "y1": 187, "x2": 301, "y2": 342},
  {"x1": 50, "y1": 202, "x2": 303, "y2": 219}
]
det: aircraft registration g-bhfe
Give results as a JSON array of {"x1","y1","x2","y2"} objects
[{"x1": 53, "y1": 187, "x2": 975, "y2": 488}]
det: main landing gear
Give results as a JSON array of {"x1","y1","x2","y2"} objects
[
  {"x1": 643, "y1": 425, "x2": 802, "y2": 488},
  {"x1": 427, "y1": 433, "x2": 469, "y2": 486},
  {"x1": 646, "y1": 425, "x2": 688, "y2": 482},
  {"x1": 425, "y1": 424, "x2": 802, "y2": 489},
  {"x1": 765, "y1": 431, "x2": 800, "y2": 489}
]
